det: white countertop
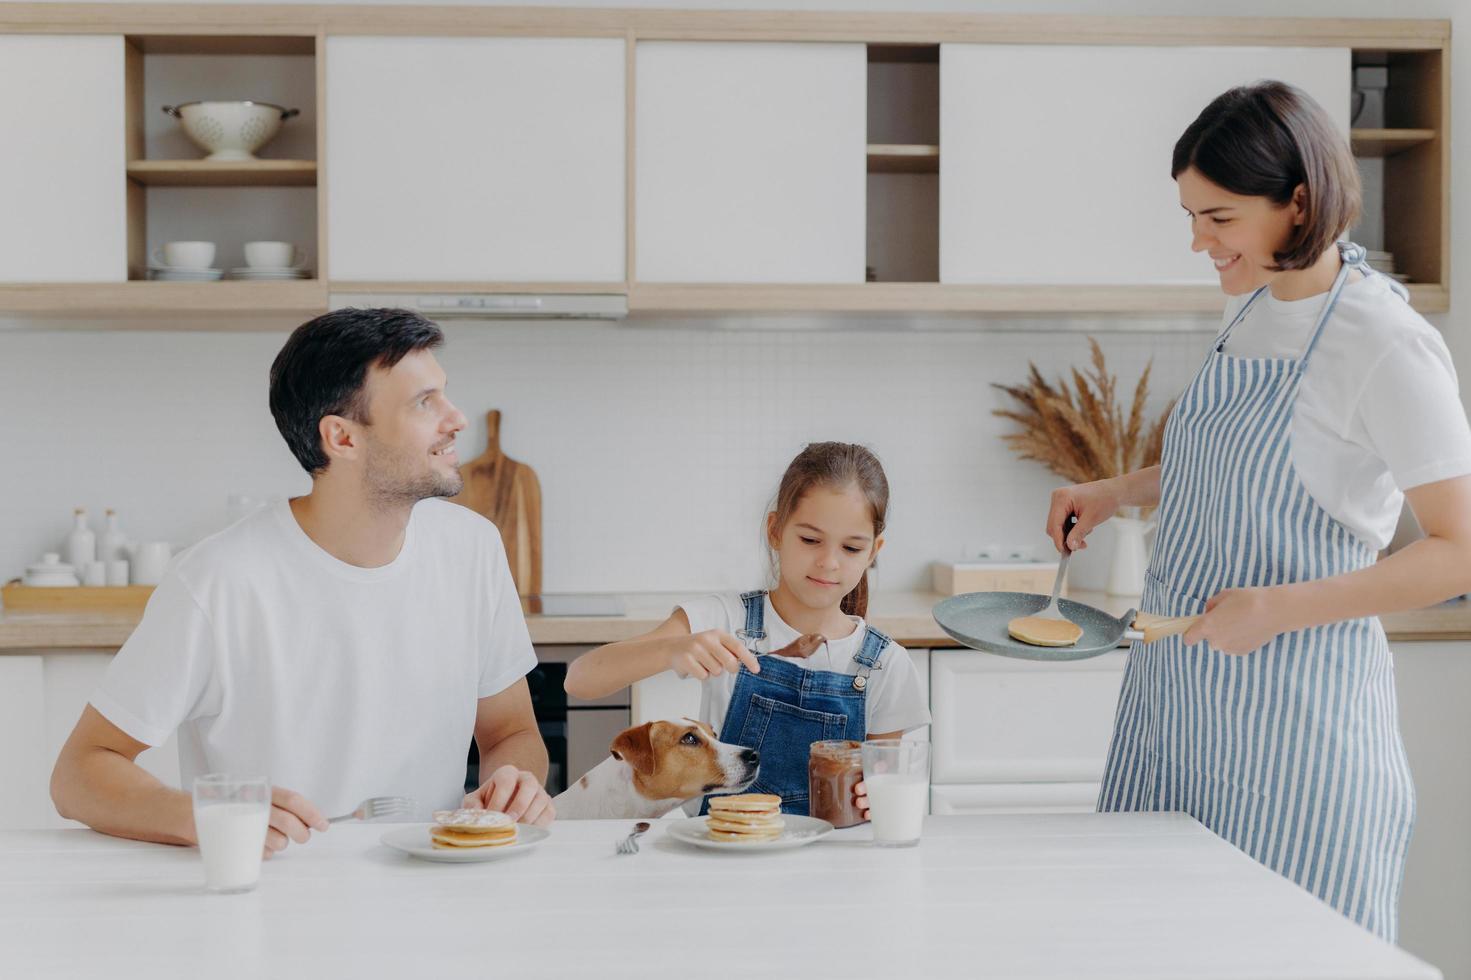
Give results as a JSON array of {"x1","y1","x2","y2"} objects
[{"x1": 0, "y1": 814, "x2": 1438, "y2": 979}]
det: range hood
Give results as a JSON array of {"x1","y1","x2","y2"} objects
[{"x1": 329, "y1": 292, "x2": 627, "y2": 321}]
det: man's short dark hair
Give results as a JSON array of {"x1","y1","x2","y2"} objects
[{"x1": 269, "y1": 307, "x2": 444, "y2": 475}]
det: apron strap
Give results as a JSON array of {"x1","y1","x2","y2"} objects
[
  {"x1": 1299, "y1": 241, "x2": 1401, "y2": 368},
  {"x1": 1214, "y1": 285, "x2": 1268, "y2": 352}
]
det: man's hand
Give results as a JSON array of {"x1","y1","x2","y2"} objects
[
  {"x1": 263, "y1": 786, "x2": 328, "y2": 859},
  {"x1": 463, "y1": 765, "x2": 555, "y2": 826}
]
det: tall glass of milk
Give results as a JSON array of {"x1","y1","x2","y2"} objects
[
  {"x1": 192, "y1": 774, "x2": 270, "y2": 893},
  {"x1": 860, "y1": 740, "x2": 930, "y2": 847}
]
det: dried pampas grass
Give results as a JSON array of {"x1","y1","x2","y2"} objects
[{"x1": 993, "y1": 338, "x2": 1174, "y2": 489}]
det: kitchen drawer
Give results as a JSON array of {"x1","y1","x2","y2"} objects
[
  {"x1": 930, "y1": 649, "x2": 1125, "y2": 784},
  {"x1": 930, "y1": 782, "x2": 1100, "y2": 816}
]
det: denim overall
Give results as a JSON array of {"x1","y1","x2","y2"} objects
[
  {"x1": 1098, "y1": 243, "x2": 1415, "y2": 941},
  {"x1": 699, "y1": 590, "x2": 890, "y2": 816}
]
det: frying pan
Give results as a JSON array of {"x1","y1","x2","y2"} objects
[{"x1": 932, "y1": 591, "x2": 1198, "y2": 662}]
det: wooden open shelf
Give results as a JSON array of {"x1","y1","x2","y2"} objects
[
  {"x1": 126, "y1": 159, "x2": 317, "y2": 187},
  {"x1": 0, "y1": 281, "x2": 328, "y2": 317},
  {"x1": 1350, "y1": 128, "x2": 1436, "y2": 157},
  {"x1": 867, "y1": 144, "x2": 939, "y2": 174}
]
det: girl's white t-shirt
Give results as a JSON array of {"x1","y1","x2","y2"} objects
[
  {"x1": 1216, "y1": 272, "x2": 1471, "y2": 549},
  {"x1": 678, "y1": 592, "x2": 932, "y2": 739},
  {"x1": 91, "y1": 498, "x2": 537, "y2": 818}
]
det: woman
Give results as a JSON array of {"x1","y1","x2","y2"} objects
[{"x1": 1048, "y1": 81, "x2": 1471, "y2": 942}]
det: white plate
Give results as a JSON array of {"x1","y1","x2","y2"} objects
[
  {"x1": 380, "y1": 823, "x2": 549, "y2": 863},
  {"x1": 665, "y1": 815, "x2": 833, "y2": 852}
]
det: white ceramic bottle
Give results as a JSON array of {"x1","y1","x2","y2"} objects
[
  {"x1": 98, "y1": 508, "x2": 128, "y2": 562},
  {"x1": 66, "y1": 508, "x2": 96, "y2": 571}
]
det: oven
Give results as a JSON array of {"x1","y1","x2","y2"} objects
[{"x1": 464, "y1": 656, "x2": 631, "y2": 796}]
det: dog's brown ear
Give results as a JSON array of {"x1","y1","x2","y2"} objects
[{"x1": 610, "y1": 722, "x2": 658, "y2": 777}]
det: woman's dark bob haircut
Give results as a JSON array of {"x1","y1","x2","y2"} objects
[{"x1": 1173, "y1": 80, "x2": 1360, "y2": 272}]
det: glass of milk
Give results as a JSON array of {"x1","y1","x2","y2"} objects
[
  {"x1": 192, "y1": 774, "x2": 271, "y2": 893},
  {"x1": 860, "y1": 740, "x2": 930, "y2": 847}
]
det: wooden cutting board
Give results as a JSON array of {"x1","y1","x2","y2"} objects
[{"x1": 449, "y1": 410, "x2": 542, "y2": 597}]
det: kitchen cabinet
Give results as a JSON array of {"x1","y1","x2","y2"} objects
[
  {"x1": 0, "y1": 35, "x2": 126, "y2": 283},
  {"x1": 0, "y1": 651, "x2": 179, "y2": 830},
  {"x1": 634, "y1": 41, "x2": 867, "y2": 284},
  {"x1": 930, "y1": 782, "x2": 1100, "y2": 815},
  {"x1": 325, "y1": 36, "x2": 626, "y2": 283},
  {"x1": 939, "y1": 45, "x2": 1350, "y2": 287}
]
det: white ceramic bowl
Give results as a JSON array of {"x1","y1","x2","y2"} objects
[{"x1": 162, "y1": 101, "x2": 300, "y2": 162}]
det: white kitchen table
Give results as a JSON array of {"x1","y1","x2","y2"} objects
[{"x1": 0, "y1": 813, "x2": 1439, "y2": 979}]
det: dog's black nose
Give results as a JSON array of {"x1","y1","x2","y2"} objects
[{"x1": 741, "y1": 748, "x2": 759, "y2": 765}]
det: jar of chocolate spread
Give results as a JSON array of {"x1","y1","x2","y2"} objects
[{"x1": 808, "y1": 739, "x2": 866, "y2": 828}]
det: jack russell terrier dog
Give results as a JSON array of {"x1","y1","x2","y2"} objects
[{"x1": 551, "y1": 718, "x2": 760, "y2": 820}]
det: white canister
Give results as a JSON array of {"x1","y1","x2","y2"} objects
[
  {"x1": 82, "y1": 560, "x2": 107, "y2": 587},
  {"x1": 131, "y1": 542, "x2": 172, "y2": 586},
  {"x1": 1106, "y1": 515, "x2": 1150, "y2": 597},
  {"x1": 98, "y1": 509, "x2": 128, "y2": 562},
  {"x1": 106, "y1": 559, "x2": 130, "y2": 587},
  {"x1": 67, "y1": 508, "x2": 96, "y2": 571}
]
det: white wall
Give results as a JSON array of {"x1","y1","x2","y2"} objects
[{"x1": 0, "y1": 323, "x2": 1209, "y2": 592}]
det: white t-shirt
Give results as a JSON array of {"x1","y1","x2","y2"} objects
[
  {"x1": 678, "y1": 592, "x2": 932, "y2": 739},
  {"x1": 1216, "y1": 272, "x2": 1471, "y2": 549},
  {"x1": 92, "y1": 498, "x2": 536, "y2": 818}
]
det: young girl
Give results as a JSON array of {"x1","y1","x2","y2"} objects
[
  {"x1": 565, "y1": 441, "x2": 931, "y2": 817},
  {"x1": 1051, "y1": 81, "x2": 1471, "y2": 942}
]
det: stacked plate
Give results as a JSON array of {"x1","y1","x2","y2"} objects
[
  {"x1": 148, "y1": 266, "x2": 224, "y2": 281},
  {"x1": 1364, "y1": 250, "x2": 1411, "y2": 283},
  {"x1": 227, "y1": 266, "x2": 311, "y2": 281}
]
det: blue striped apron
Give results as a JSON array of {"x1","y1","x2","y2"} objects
[{"x1": 1098, "y1": 242, "x2": 1416, "y2": 942}]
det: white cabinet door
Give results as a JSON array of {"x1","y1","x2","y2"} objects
[
  {"x1": 940, "y1": 45, "x2": 1349, "y2": 285},
  {"x1": 930, "y1": 648, "x2": 1125, "y2": 784},
  {"x1": 635, "y1": 41, "x2": 866, "y2": 283},
  {"x1": 327, "y1": 37, "x2": 625, "y2": 282},
  {"x1": 0, "y1": 35, "x2": 125, "y2": 282},
  {"x1": 930, "y1": 782, "x2": 1100, "y2": 816},
  {"x1": 0, "y1": 657, "x2": 48, "y2": 828}
]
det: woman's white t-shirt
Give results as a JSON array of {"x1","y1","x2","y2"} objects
[
  {"x1": 1217, "y1": 272, "x2": 1471, "y2": 549},
  {"x1": 678, "y1": 592, "x2": 932, "y2": 739},
  {"x1": 91, "y1": 498, "x2": 537, "y2": 818}
]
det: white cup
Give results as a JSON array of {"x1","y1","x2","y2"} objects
[
  {"x1": 106, "y1": 559, "x2": 130, "y2": 587},
  {"x1": 243, "y1": 241, "x2": 302, "y2": 270},
  {"x1": 192, "y1": 774, "x2": 270, "y2": 893},
  {"x1": 131, "y1": 541, "x2": 172, "y2": 586},
  {"x1": 82, "y1": 560, "x2": 106, "y2": 587},
  {"x1": 152, "y1": 241, "x2": 216, "y2": 269},
  {"x1": 860, "y1": 740, "x2": 931, "y2": 847}
]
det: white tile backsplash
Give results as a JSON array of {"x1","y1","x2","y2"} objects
[{"x1": 1, "y1": 319, "x2": 1212, "y2": 593}]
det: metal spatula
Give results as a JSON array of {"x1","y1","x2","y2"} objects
[{"x1": 1006, "y1": 516, "x2": 1084, "y2": 647}]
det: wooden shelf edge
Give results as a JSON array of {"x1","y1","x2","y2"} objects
[
  {"x1": 867, "y1": 144, "x2": 940, "y2": 174},
  {"x1": 328, "y1": 281, "x2": 628, "y2": 294},
  {"x1": 0, "y1": 280, "x2": 329, "y2": 316},
  {"x1": 126, "y1": 159, "x2": 318, "y2": 187},
  {"x1": 1406, "y1": 284, "x2": 1448, "y2": 314},
  {"x1": 629, "y1": 283, "x2": 1232, "y2": 314},
  {"x1": 1350, "y1": 128, "x2": 1437, "y2": 158}
]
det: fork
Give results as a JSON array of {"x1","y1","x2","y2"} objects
[
  {"x1": 327, "y1": 796, "x2": 417, "y2": 824},
  {"x1": 616, "y1": 821, "x2": 652, "y2": 855}
]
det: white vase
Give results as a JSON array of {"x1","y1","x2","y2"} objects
[{"x1": 1106, "y1": 515, "x2": 1149, "y2": 597}]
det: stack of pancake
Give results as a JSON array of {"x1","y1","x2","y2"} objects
[
  {"x1": 706, "y1": 794, "x2": 784, "y2": 843},
  {"x1": 429, "y1": 808, "x2": 518, "y2": 850}
]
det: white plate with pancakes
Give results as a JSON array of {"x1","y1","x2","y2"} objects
[
  {"x1": 667, "y1": 795, "x2": 834, "y2": 851},
  {"x1": 381, "y1": 809, "x2": 549, "y2": 863}
]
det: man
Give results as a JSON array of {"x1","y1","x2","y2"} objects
[{"x1": 52, "y1": 308, "x2": 554, "y2": 856}]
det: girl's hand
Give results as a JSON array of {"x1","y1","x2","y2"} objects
[
  {"x1": 1180, "y1": 587, "x2": 1294, "y2": 655},
  {"x1": 668, "y1": 630, "x2": 761, "y2": 680},
  {"x1": 1046, "y1": 479, "x2": 1125, "y2": 554},
  {"x1": 854, "y1": 779, "x2": 870, "y2": 822}
]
